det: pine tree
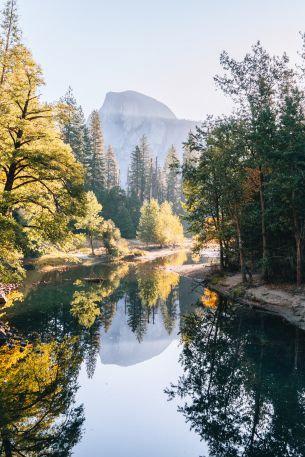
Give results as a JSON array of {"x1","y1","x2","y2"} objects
[
  {"x1": 129, "y1": 145, "x2": 142, "y2": 200},
  {"x1": 129, "y1": 135, "x2": 151, "y2": 203},
  {"x1": 183, "y1": 134, "x2": 199, "y2": 166},
  {"x1": 89, "y1": 110, "x2": 106, "y2": 195},
  {"x1": 0, "y1": 0, "x2": 21, "y2": 85},
  {"x1": 105, "y1": 145, "x2": 120, "y2": 189},
  {"x1": 59, "y1": 87, "x2": 86, "y2": 164},
  {"x1": 164, "y1": 145, "x2": 181, "y2": 213},
  {"x1": 83, "y1": 125, "x2": 93, "y2": 187}
]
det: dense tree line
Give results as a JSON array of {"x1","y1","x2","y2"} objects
[
  {"x1": 0, "y1": 0, "x2": 185, "y2": 286},
  {"x1": 184, "y1": 41, "x2": 305, "y2": 285},
  {"x1": 0, "y1": 0, "x2": 86, "y2": 283},
  {"x1": 0, "y1": 0, "x2": 128, "y2": 283},
  {"x1": 128, "y1": 136, "x2": 183, "y2": 215},
  {"x1": 60, "y1": 96, "x2": 185, "y2": 239}
]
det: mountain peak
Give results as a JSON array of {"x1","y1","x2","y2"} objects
[{"x1": 101, "y1": 90, "x2": 177, "y2": 120}]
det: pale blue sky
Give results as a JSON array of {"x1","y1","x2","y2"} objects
[{"x1": 16, "y1": 0, "x2": 305, "y2": 120}]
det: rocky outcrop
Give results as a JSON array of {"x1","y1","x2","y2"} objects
[{"x1": 98, "y1": 90, "x2": 199, "y2": 185}]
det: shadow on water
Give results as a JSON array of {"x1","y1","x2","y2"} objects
[{"x1": 166, "y1": 297, "x2": 305, "y2": 457}]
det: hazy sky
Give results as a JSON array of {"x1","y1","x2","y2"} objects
[{"x1": 16, "y1": 0, "x2": 305, "y2": 120}]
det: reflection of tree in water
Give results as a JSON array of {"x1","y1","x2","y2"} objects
[
  {"x1": 70, "y1": 263, "x2": 129, "y2": 329},
  {"x1": 160, "y1": 287, "x2": 179, "y2": 335},
  {"x1": 157, "y1": 251, "x2": 188, "y2": 268},
  {"x1": 126, "y1": 285, "x2": 148, "y2": 343},
  {"x1": 124, "y1": 268, "x2": 180, "y2": 341},
  {"x1": 166, "y1": 301, "x2": 305, "y2": 457},
  {"x1": 0, "y1": 337, "x2": 84, "y2": 456},
  {"x1": 201, "y1": 288, "x2": 219, "y2": 309}
]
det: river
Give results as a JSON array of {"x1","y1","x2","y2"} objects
[{"x1": 1, "y1": 253, "x2": 305, "y2": 457}]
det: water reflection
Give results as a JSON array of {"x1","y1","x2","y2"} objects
[
  {"x1": 1, "y1": 257, "x2": 198, "y2": 455},
  {"x1": 167, "y1": 297, "x2": 305, "y2": 457},
  {"x1": 0, "y1": 337, "x2": 84, "y2": 456}
]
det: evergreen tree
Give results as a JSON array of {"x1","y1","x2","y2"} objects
[
  {"x1": 105, "y1": 145, "x2": 120, "y2": 189},
  {"x1": 83, "y1": 124, "x2": 93, "y2": 187},
  {"x1": 164, "y1": 145, "x2": 181, "y2": 213},
  {"x1": 129, "y1": 145, "x2": 142, "y2": 200},
  {"x1": 59, "y1": 87, "x2": 86, "y2": 164},
  {"x1": 0, "y1": 0, "x2": 21, "y2": 86},
  {"x1": 89, "y1": 110, "x2": 106, "y2": 196},
  {"x1": 150, "y1": 156, "x2": 165, "y2": 202},
  {"x1": 129, "y1": 135, "x2": 151, "y2": 203},
  {"x1": 215, "y1": 42, "x2": 288, "y2": 278},
  {"x1": 101, "y1": 187, "x2": 135, "y2": 238},
  {"x1": 151, "y1": 157, "x2": 159, "y2": 200}
]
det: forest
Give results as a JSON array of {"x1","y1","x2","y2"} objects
[
  {"x1": 2, "y1": 0, "x2": 305, "y2": 456},
  {"x1": 2, "y1": 0, "x2": 305, "y2": 289},
  {"x1": 0, "y1": 0, "x2": 184, "y2": 287},
  {"x1": 184, "y1": 39, "x2": 305, "y2": 286}
]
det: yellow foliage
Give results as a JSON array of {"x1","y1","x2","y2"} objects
[
  {"x1": 137, "y1": 268, "x2": 179, "y2": 306},
  {"x1": 0, "y1": 336, "x2": 83, "y2": 452},
  {"x1": 201, "y1": 288, "x2": 219, "y2": 309}
]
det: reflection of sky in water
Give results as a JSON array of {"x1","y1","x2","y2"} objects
[
  {"x1": 5, "y1": 255, "x2": 205, "y2": 456},
  {"x1": 4, "y1": 254, "x2": 305, "y2": 456},
  {"x1": 73, "y1": 279, "x2": 205, "y2": 457},
  {"x1": 99, "y1": 298, "x2": 179, "y2": 367},
  {"x1": 74, "y1": 341, "x2": 205, "y2": 457}
]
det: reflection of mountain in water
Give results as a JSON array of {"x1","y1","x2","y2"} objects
[{"x1": 99, "y1": 298, "x2": 179, "y2": 367}]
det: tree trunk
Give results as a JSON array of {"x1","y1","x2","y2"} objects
[
  {"x1": 215, "y1": 194, "x2": 224, "y2": 270},
  {"x1": 1, "y1": 431, "x2": 13, "y2": 457},
  {"x1": 219, "y1": 239, "x2": 224, "y2": 271},
  {"x1": 258, "y1": 169, "x2": 268, "y2": 278},
  {"x1": 234, "y1": 204, "x2": 247, "y2": 283},
  {"x1": 1, "y1": 163, "x2": 17, "y2": 215},
  {"x1": 89, "y1": 232, "x2": 95, "y2": 256},
  {"x1": 296, "y1": 236, "x2": 301, "y2": 287},
  {"x1": 293, "y1": 207, "x2": 303, "y2": 287},
  {"x1": 4, "y1": 163, "x2": 16, "y2": 193}
]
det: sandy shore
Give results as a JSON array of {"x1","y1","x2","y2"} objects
[
  {"x1": 165, "y1": 262, "x2": 214, "y2": 278},
  {"x1": 171, "y1": 263, "x2": 305, "y2": 330},
  {"x1": 206, "y1": 274, "x2": 305, "y2": 331},
  {"x1": 164, "y1": 249, "x2": 305, "y2": 331}
]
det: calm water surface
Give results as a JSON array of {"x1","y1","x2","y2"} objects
[{"x1": 1, "y1": 253, "x2": 305, "y2": 457}]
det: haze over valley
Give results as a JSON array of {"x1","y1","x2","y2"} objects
[{"x1": 97, "y1": 90, "x2": 198, "y2": 184}]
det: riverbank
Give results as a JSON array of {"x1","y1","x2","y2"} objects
[
  {"x1": 176, "y1": 262, "x2": 305, "y2": 331},
  {"x1": 163, "y1": 244, "x2": 219, "y2": 278},
  {"x1": 23, "y1": 241, "x2": 193, "y2": 274},
  {"x1": 206, "y1": 274, "x2": 305, "y2": 330}
]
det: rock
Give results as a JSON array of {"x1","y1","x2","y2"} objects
[{"x1": 97, "y1": 90, "x2": 199, "y2": 186}]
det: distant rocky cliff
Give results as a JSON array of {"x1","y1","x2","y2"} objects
[{"x1": 98, "y1": 90, "x2": 199, "y2": 185}]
